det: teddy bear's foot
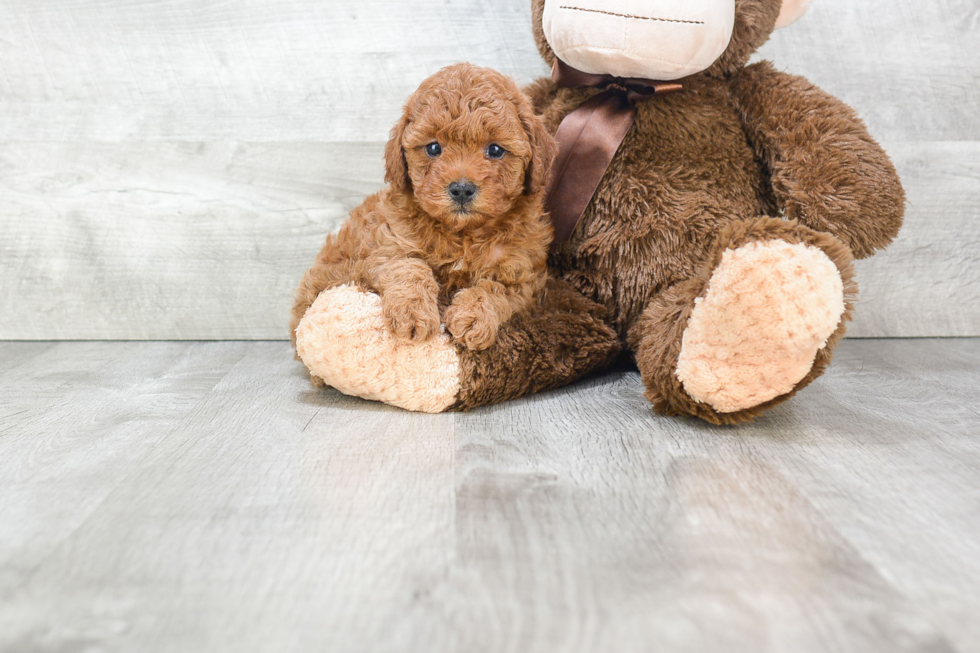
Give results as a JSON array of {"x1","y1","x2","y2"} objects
[
  {"x1": 675, "y1": 239, "x2": 845, "y2": 413},
  {"x1": 295, "y1": 285, "x2": 461, "y2": 413},
  {"x1": 630, "y1": 218, "x2": 858, "y2": 425},
  {"x1": 294, "y1": 279, "x2": 621, "y2": 413}
]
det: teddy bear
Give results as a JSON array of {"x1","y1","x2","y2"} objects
[{"x1": 292, "y1": 0, "x2": 905, "y2": 424}]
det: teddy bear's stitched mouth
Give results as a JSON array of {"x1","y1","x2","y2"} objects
[{"x1": 559, "y1": 6, "x2": 705, "y2": 25}]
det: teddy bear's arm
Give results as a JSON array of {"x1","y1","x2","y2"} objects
[{"x1": 730, "y1": 61, "x2": 905, "y2": 259}]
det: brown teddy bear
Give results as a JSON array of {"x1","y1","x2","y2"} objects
[{"x1": 292, "y1": 0, "x2": 905, "y2": 424}]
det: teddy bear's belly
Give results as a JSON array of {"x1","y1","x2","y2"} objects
[
  {"x1": 549, "y1": 85, "x2": 777, "y2": 337},
  {"x1": 562, "y1": 163, "x2": 771, "y2": 335}
]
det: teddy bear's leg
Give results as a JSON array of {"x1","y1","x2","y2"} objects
[
  {"x1": 294, "y1": 278, "x2": 620, "y2": 413},
  {"x1": 628, "y1": 218, "x2": 858, "y2": 425}
]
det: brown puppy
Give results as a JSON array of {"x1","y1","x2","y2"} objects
[{"x1": 292, "y1": 63, "x2": 558, "y2": 353}]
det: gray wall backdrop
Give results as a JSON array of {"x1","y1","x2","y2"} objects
[{"x1": 1, "y1": 0, "x2": 977, "y2": 340}]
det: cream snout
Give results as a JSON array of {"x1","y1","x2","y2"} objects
[
  {"x1": 541, "y1": 0, "x2": 737, "y2": 81},
  {"x1": 542, "y1": 0, "x2": 815, "y2": 81}
]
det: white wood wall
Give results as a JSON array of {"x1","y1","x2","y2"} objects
[{"x1": 1, "y1": 0, "x2": 977, "y2": 340}]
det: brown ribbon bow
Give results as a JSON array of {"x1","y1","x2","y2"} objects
[{"x1": 544, "y1": 58, "x2": 683, "y2": 250}]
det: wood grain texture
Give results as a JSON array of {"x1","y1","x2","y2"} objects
[
  {"x1": 0, "y1": 143, "x2": 377, "y2": 339},
  {"x1": 0, "y1": 0, "x2": 547, "y2": 142},
  {"x1": 0, "y1": 339, "x2": 978, "y2": 652},
  {"x1": 0, "y1": 0, "x2": 977, "y2": 339},
  {"x1": 849, "y1": 141, "x2": 980, "y2": 337},
  {"x1": 0, "y1": 342, "x2": 251, "y2": 600}
]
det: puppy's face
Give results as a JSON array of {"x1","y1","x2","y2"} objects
[
  {"x1": 385, "y1": 64, "x2": 557, "y2": 228},
  {"x1": 403, "y1": 111, "x2": 527, "y2": 224}
]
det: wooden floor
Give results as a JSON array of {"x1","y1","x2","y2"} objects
[{"x1": 1, "y1": 339, "x2": 978, "y2": 653}]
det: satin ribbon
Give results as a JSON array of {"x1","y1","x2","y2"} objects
[{"x1": 545, "y1": 58, "x2": 683, "y2": 250}]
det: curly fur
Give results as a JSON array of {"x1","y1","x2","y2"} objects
[{"x1": 291, "y1": 64, "x2": 558, "y2": 365}]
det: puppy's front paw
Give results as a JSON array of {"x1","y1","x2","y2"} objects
[
  {"x1": 445, "y1": 289, "x2": 500, "y2": 351},
  {"x1": 383, "y1": 296, "x2": 441, "y2": 343}
]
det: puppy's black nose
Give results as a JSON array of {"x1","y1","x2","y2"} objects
[{"x1": 448, "y1": 180, "x2": 478, "y2": 205}]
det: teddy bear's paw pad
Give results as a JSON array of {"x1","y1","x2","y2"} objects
[
  {"x1": 676, "y1": 240, "x2": 845, "y2": 414},
  {"x1": 295, "y1": 285, "x2": 461, "y2": 413}
]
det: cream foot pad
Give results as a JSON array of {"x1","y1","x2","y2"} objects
[
  {"x1": 295, "y1": 285, "x2": 461, "y2": 413},
  {"x1": 676, "y1": 240, "x2": 846, "y2": 414}
]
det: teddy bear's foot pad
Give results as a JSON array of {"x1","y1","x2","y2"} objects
[
  {"x1": 295, "y1": 285, "x2": 461, "y2": 413},
  {"x1": 676, "y1": 240, "x2": 846, "y2": 414}
]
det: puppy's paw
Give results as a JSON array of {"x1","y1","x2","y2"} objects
[
  {"x1": 445, "y1": 289, "x2": 501, "y2": 351},
  {"x1": 383, "y1": 296, "x2": 441, "y2": 343}
]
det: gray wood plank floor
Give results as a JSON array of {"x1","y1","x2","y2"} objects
[{"x1": 0, "y1": 340, "x2": 978, "y2": 653}]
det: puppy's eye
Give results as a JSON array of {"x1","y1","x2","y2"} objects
[
  {"x1": 486, "y1": 144, "x2": 506, "y2": 159},
  {"x1": 425, "y1": 142, "x2": 442, "y2": 158}
]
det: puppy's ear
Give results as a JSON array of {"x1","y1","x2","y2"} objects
[
  {"x1": 518, "y1": 96, "x2": 558, "y2": 198},
  {"x1": 384, "y1": 110, "x2": 412, "y2": 194}
]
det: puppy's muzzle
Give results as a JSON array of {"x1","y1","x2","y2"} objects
[{"x1": 448, "y1": 180, "x2": 478, "y2": 207}]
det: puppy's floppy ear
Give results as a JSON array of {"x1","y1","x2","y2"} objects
[
  {"x1": 384, "y1": 109, "x2": 412, "y2": 194},
  {"x1": 517, "y1": 95, "x2": 558, "y2": 198}
]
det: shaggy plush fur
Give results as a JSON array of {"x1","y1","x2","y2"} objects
[
  {"x1": 454, "y1": 277, "x2": 621, "y2": 409},
  {"x1": 291, "y1": 64, "x2": 558, "y2": 378}
]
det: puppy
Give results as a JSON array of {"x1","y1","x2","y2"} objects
[{"x1": 291, "y1": 63, "x2": 558, "y2": 353}]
